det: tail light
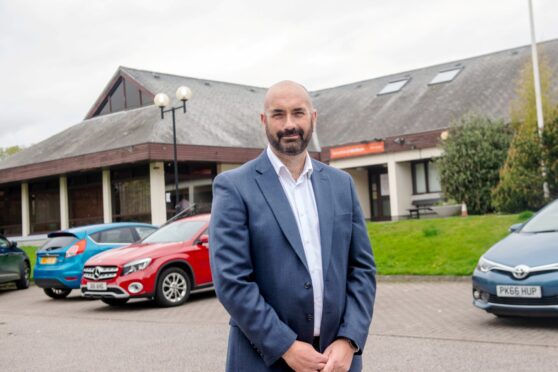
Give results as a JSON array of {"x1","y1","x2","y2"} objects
[{"x1": 66, "y1": 239, "x2": 86, "y2": 258}]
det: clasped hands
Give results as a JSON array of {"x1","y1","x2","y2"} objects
[{"x1": 283, "y1": 339, "x2": 354, "y2": 372}]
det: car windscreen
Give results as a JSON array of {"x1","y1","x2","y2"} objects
[
  {"x1": 142, "y1": 220, "x2": 206, "y2": 244},
  {"x1": 521, "y1": 200, "x2": 558, "y2": 233},
  {"x1": 40, "y1": 236, "x2": 77, "y2": 250}
]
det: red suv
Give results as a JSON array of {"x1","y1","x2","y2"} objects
[{"x1": 80, "y1": 214, "x2": 211, "y2": 307}]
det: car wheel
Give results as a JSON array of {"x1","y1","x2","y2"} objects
[
  {"x1": 43, "y1": 288, "x2": 72, "y2": 299},
  {"x1": 155, "y1": 267, "x2": 191, "y2": 307},
  {"x1": 15, "y1": 261, "x2": 31, "y2": 290},
  {"x1": 101, "y1": 298, "x2": 129, "y2": 306}
]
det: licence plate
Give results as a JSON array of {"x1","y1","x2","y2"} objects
[
  {"x1": 496, "y1": 285, "x2": 541, "y2": 298},
  {"x1": 40, "y1": 257, "x2": 57, "y2": 265},
  {"x1": 86, "y1": 282, "x2": 107, "y2": 291}
]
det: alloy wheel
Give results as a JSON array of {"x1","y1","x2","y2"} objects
[{"x1": 162, "y1": 272, "x2": 188, "y2": 303}]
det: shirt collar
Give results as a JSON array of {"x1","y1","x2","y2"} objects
[{"x1": 266, "y1": 146, "x2": 314, "y2": 180}]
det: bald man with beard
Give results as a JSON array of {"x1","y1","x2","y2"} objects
[{"x1": 210, "y1": 81, "x2": 376, "y2": 372}]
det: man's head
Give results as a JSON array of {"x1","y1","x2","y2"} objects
[{"x1": 261, "y1": 80, "x2": 317, "y2": 156}]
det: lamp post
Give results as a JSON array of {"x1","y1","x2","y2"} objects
[
  {"x1": 527, "y1": 0, "x2": 550, "y2": 200},
  {"x1": 153, "y1": 86, "x2": 193, "y2": 213}
]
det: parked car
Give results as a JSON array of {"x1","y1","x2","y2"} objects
[
  {"x1": 81, "y1": 214, "x2": 211, "y2": 307},
  {"x1": 0, "y1": 235, "x2": 31, "y2": 290},
  {"x1": 34, "y1": 223, "x2": 157, "y2": 299},
  {"x1": 472, "y1": 199, "x2": 558, "y2": 317}
]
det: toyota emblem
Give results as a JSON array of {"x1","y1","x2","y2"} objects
[{"x1": 513, "y1": 265, "x2": 530, "y2": 279}]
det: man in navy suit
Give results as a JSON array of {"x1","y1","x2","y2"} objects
[{"x1": 210, "y1": 81, "x2": 376, "y2": 371}]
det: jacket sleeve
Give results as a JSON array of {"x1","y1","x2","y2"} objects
[
  {"x1": 336, "y1": 177, "x2": 377, "y2": 353},
  {"x1": 209, "y1": 173, "x2": 297, "y2": 366}
]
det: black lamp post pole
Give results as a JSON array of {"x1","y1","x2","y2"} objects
[
  {"x1": 160, "y1": 100, "x2": 188, "y2": 211},
  {"x1": 171, "y1": 107, "x2": 179, "y2": 208}
]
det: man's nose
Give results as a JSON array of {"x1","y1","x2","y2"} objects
[{"x1": 284, "y1": 114, "x2": 297, "y2": 129}]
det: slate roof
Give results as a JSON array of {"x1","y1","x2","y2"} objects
[
  {"x1": 0, "y1": 69, "x2": 272, "y2": 170},
  {"x1": 2, "y1": 39, "x2": 558, "y2": 171},
  {"x1": 313, "y1": 39, "x2": 558, "y2": 147}
]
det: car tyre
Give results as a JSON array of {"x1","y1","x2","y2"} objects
[
  {"x1": 155, "y1": 267, "x2": 191, "y2": 307},
  {"x1": 43, "y1": 288, "x2": 72, "y2": 299},
  {"x1": 15, "y1": 261, "x2": 31, "y2": 290},
  {"x1": 101, "y1": 298, "x2": 129, "y2": 306}
]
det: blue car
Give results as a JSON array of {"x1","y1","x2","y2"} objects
[
  {"x1": 473, "y1": 199, "x2": 558, "y2": 317},
  {"x1": 34, "y1": 223, "x2": 157, "y2": 299}
]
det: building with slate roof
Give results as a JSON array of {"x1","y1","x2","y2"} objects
[{"x1": 1, "y1": 39, "x2": 558, "y2": 237}]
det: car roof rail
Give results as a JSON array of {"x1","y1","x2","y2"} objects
[{"x1": 160, "y1": 203, "x2": 199, "y2": 228}]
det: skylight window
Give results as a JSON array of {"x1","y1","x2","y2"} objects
[
  {"x1": 378, "y1": 79, "x2": 409, "y2": 95},
  {"x1": 429, "y1": 68, "x2": 462, "y2": 84}
]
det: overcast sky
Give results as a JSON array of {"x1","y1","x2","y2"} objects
[{"x1": 1, "y1": 0, "x2": 557, "y2": 147}]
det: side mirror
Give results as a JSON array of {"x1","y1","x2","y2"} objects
[
  {"x1": 509, "y1": 223, "x2": 523, "y2": 233},
  {"x1": 196, "y1": 234, "x2": 209, "y2": 245},
  {"x1": 11, "y1": 241, "x2": 18, "y2": 248}
]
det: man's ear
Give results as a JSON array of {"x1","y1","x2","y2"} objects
[
  {"x1": 312, "y1": 110, "x2": 317, "y2": 125},
  {"x1": 260, "y1": 112, "x2": 267, "y2": 127}
]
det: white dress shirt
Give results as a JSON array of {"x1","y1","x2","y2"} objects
[{"x1": 266, "y1": 146, "x2": 324, "y2": 336}]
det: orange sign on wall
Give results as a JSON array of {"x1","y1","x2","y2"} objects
[{"x1": 329, "y1": 141, "x2": 385, "y2": 159}]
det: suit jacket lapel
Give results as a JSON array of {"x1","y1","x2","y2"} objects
[
  {"x1": 254, "y1": 152, "x2": 309, "y2": 272},
  {"x1": 310, "y1": 159, "x2": 334, "y2": 278}
]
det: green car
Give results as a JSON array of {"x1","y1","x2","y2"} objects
[{"x1": 0, "y1": 235, "x2": 31, "y2": 290}]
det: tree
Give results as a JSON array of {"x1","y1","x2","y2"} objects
[
  {"x1": 492, "y1": 54, "x2": 558, "y2": 213},
  {"x1": 436, "y1": 113, "x2": 511, "y2": 214},
  {"x1": 0, "y1": 145, "x2": 24, "y2": 161},
  {"x1": 543, "y1": 115, "x2": 558, "y2": 197}
]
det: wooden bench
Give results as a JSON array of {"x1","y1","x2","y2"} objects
[{"x1": 407, "y1": 198, "x2": 441, "y2": 219}]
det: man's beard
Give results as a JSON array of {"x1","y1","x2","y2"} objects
[{"x1": 266, "y1": 121, "x2": 314, "y2": 156}]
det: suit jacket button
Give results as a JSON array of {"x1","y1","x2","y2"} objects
[{"x1": 304, "y1": 282, "x2": 312, "y2": 289}]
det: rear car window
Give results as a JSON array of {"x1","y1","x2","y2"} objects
[
  {"x1": 41, "y1": 236, "x2": 77, "y2": 250},
  {"x1": 135, "y1": 226, "x2": 157, "y2": 240},
  {"x1": 91, "y1": 228, "x2": 136, "y2": 244}
]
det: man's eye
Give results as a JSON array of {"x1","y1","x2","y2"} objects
[
  {"x1": 272, "y1": 113, "x2": 283, "y2": 118},
  {"x1": 294, "y1": 112, "x2": 305, "y2": 117}
]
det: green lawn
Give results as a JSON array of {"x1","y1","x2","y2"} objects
[
  {"x1": 368, "y1": 214, "x2": 526, "y2": 276},
  {"x1": 21, "y1": 246, "x2": 37, "y2": 280}
]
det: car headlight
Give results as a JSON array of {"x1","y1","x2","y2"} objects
[
  {"x1": 477, "y1": 257, "x2": 497, "y2": 273},
  {"x1": 122, "y1": 258, "x2": 151, "y2": 276}
]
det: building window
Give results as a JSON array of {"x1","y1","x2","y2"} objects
[
  {"x1": 110, "y1": 79, "x2": 125, "y2": 112},
  {"x1": 125, "y1": 80, "x2": 141, "y2": 109},
  {"x1": 0, "y1": 185, "x2": 22, "y2": 236},
  {"x1": 30, "y1": 179, "x2": 60, "y2": 233},
  {"x1": 164, "y1": 162, "x2": 216, "y2": 219},
  {"x1": 378, "y1": 79, "x2": 409, "y2": 95},
  {"x1": 429, "y1": 68, "x2": 462, "y2": 85},
  {"x1": 412, "y1": 160, "x2": 441, "y2": 194},
  {"x1": 111, "y1": 165, "x2": 151, "y2": 223},
  {"x1": 68, "y1": 172, "x2": 103, "y2": 227},
  {"x1": 93, "y1": 77, "x2": 154, "y2": 117}
]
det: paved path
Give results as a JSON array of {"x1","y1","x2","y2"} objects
[{"x1": 1, "y1": 280, "x2": 558, "y2": 371}]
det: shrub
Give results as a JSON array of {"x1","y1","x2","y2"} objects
[
  {"x1": 517, "y1": 210, "x2": 534, "y2": 221},
  {"x1": 436, "y1": 113, "x2": 511, "y2": 214},
  {"x1": 493, "y1": 55, "x2": 558, "y2": 212},
  {"x1": 542, "y1": 116, "x2": 558, "y2": 197}
]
